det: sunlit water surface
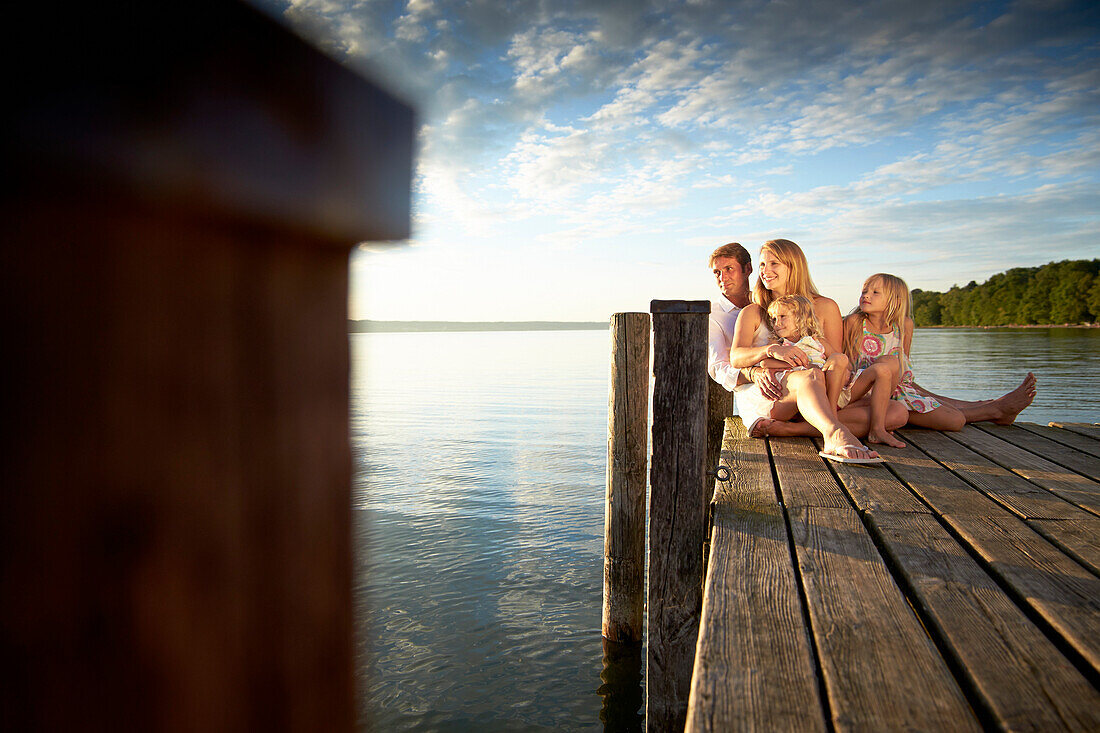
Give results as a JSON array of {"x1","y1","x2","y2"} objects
[{"x1": 351, "y1": 328, "x2": 1099, "y2": 731}]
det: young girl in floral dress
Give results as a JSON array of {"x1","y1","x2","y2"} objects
[{"x1": 843, "y1": 273, "x2": 966, "y2": 433}]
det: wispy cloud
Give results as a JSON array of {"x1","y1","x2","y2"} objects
[{"x1": 256, "y1": 0, "x2": 1100, "y2": 320}]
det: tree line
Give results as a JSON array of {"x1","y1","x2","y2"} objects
[{"x1": 910, "y1": 259, "x2": 1100, "y2": 327}]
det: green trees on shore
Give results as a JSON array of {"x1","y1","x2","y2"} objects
[{"x1": 911, "y1": 259, "x2": 1100, "y2": 327}]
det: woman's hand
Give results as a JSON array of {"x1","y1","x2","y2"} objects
[
  {"x1": 752, "y1": 367, "x2": 784, "y2": 400},
  {"x1": 766, "y1": 342, "x2": 811, "y2": 368}
]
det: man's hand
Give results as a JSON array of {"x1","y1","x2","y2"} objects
[
  {"x1": 753, "y1": 367, "x2": 783, "y2": 400},
  {"x1": 767, "y1": 342, "x2": 811, "y2": 368}
]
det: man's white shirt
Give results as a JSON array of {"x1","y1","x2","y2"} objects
[{"x1": 708, "y1": 293, "x2": 743, "y2": 392}]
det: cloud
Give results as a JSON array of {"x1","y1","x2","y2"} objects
[{"x1": 257, "y1": 0, "x2": 1100, "y2": 319}]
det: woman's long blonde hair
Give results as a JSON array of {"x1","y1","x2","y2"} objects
[
  {"x1": 767, "y1": 295, "x2": 824, "y2": 342},
  {"x1": 752, "y1": 239, "x2": 822, "y2": 309},
  {"x1": 843, "y1": 273, "x2": 912, "y2": 360}
]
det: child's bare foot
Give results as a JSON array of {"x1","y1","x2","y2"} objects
[
  {"x1": 991, "y1": 372, "x2": 1037, "y2": 425},
  {"x1": 868, "y1": 428, "x2": 906, "y2": 449}
]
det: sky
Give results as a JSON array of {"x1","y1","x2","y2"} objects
[{"x1": 255, "y1": 0, "x2": 1099, "y2": 322}]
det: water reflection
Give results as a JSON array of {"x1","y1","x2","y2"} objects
[
  {"x1": 350, "y1": 328, "x2": 1098, "y2": 731},
  {"x1": 598, "y1": 639, "x2": 644, "y2": 732}
]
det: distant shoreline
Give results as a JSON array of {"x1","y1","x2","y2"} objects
[
  {"x1": 350, "y1": 320, "x2": 1098, "y2": 333},
  {"x1": 919, "y1": 323, "x2": 1098, "y2": 329},
  {"x1": 349, "y1": 320, "x2": 608, "y2": 333}
]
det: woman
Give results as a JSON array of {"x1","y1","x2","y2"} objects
[{"x1": 729, "y1": 239, "x2": 891, "y2": 462}]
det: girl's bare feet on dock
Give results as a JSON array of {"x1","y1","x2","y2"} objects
[
  {"x1": 991, "y1": 372, "x2": 1037, "y2": 425},
  {"x1": 867, "y1": 428, "x2": 905, "y2": 449}
]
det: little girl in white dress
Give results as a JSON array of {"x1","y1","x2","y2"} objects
[{"x1": 734, "y1": 295, "x2": 851, "y2": 433}]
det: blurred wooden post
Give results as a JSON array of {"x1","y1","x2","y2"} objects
[
  {"x1": 603, "y1": 312, "x2": 651, "y2": 643},
  {"x1": 647, "y1": 299, "x2": 711, "y2": 732},
  {"x1": 0, "y1": 2, "x2": 412, "y2": 731}
]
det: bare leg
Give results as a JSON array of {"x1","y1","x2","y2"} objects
[
  {"x1": 784, "y1": 369, "x2": 878, "y2": 460},
  {"x1": 906, "y1": 404, "x2": 966, "y2": 431},
  {"x1": 849, "y1": 360, "x2": 905, "y2": 448},
  {"x1": 822, "y1": 356, "x2": 848, "y2": 413},
  {"x1": 910, "y1": 373, "x2": 1036, "y2": 424}
]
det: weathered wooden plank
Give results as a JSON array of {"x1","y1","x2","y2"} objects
[
  {"x1": 946, "y1": 426, "x2": 1100, "y2": 517},
  {"x1": 902, "y1": 429, "x2": 1084, "y2": 520},
  {"x1": 867, "y1": 511, "x2": 1100, "y2": 731},
  {"x1": 1018, "y1": 423, "x2": 1100, "y2": 460},
  {"x1": 768, "y1": 437, "x2": 851, "y2": 509},
  {"x1": 944, "y1": 512, "x2": 1100, "y2": 675},
  {"x1": 808, "y1": 440, "x2": 929, "y2": 515},
  {"x1": 603, "y1": 313, "x2": 650, "y2": 643},
  {"x1": 647, "y1": 309, "x2": 709, "y2": 732},
  {"x1": 1029, "y1": 517, "x2": 1100, "y2": 577},
  {"x1": 879, "y1": 440, "x2": 1004, "y2": 517},
  {"x1": 712, "y1": 419, "x2": 778, "y2": 511},
  {"x1": 787, "y1": 506, "x2": 979, "y2": 731},
  {"x1": 688, "y1": 420, "x2": 824, "y2": 733},
  {"x1": 1049, "y1": 423, "x2": 1100, "y2": 441},
  {"x1": 974, "y1": 423, "x2": 1100, "y2": 481},
  {"x1": 886, "y1": 441, "x2": 1100, "y2": 671}
]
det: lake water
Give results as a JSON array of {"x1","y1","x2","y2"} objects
[{"x1": 350, "y1": 327, "x2": 1099, "y2": 731}]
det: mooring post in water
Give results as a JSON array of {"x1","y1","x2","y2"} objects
[
  {"x1": 603, "y1": 312, "x2": 651, "y2": 644},
  {"x1": 647, "y1": 299, "x2": 710, "y2": 732}
]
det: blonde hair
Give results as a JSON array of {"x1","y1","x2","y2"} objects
[
  {"x1": 843, "y1": 273, "x2": 913, "y2": 360},
  {"x1": 752, "y1": 239, "x2": 822, "y2": 309},
  {"x1": 767, "y1": 295, "x2": 825, "y2": 342}
]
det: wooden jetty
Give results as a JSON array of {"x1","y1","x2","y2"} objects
[
  {"x1": 603, "y1": 304, "x2": 1100, "y2": 731},
  {"x1": 689, "y1": 417, "x2": 1100, "y2": 732}
]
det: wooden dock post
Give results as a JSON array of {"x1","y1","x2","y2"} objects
[
  {"x1": 603, "y1": 312, "x2": 651, "y2": 643},
  {"x1": 647, "y1": 299, "x2": 711, "y2": 732},
  {"x1": 1, "y1": 2, "x2": 412, "y2": 730}
]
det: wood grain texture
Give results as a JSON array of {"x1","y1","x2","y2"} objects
[
  {"x1": 892, "y1": 434, "x2": 1052, "y2": 518},
  {"x1": 902, "y1": 429, "x2": 1084, "y2": 520},
  {"x1": 1028, "y1": 517, "x2": 1100, "y2": 577},
  {"x1": 812, "y1": 440, "x2": 930, "y2": 515},
  {"x1": 1049, "y1": 423, "x2": 1100, "y2": 441},
  {"x1": 706, "y1": 381, "x2": 737, "y2": 506},
  {"x1": 787, "y1": 506, "x2": 980, "y2": 731},
  {"x1": 975, "y1": 423, "x2": 1100, "y2": 481},
  {"x1": 647, "y1": 310, "x2": 709, "y2": 732},
  {"x1": 0, "y1": 6, "x2": 414, "y2": 727},
  {"x1": 2, "y1": 212, "x2": 357, "y2": 733},
  {"x1": 687, "y1": 419, "x2": 824, "y2": 733},
  {"x1": 944, "y1": 512, "x2": 1100, "y2": 674},
  {"x1": 946, "y1": 426, "x2": 1100, "y2": 516},
  {"x1": 768, "y1": 437, "x2": 852, "y2": 509},
  {"x1": 887, "y1": 437, "x2": 1100, "y2": 673},
  {"x1": 868, "y1": 511, "x2": 1100, "y2": 731},
  {"x1": 1018, "y1": 423, "x2": 1100, "y2": 460},
  {"x1": 603, "y1": 313, "x2": 651, "y2": 642}
]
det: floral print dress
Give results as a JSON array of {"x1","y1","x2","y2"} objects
[{"x1": 854, "y1": 320, "x2": 941, "y2": 414}]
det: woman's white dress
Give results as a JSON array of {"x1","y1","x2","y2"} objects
[{"x1": 733, "y1": 323, "x2": 774, "y2": 434}]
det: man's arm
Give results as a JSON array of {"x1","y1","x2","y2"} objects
[{"x1": 707, "y1": 315, "x2": 741, "y2": 392}]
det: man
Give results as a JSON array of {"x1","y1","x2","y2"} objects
[
  {"x1": 707, "y1": 242, "x2": 754, "y2": 392},
  {"x1": 707, "y1": 242, "x2": 908, "y2": 439}
]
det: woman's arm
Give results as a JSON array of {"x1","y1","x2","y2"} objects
[
  {"x1": 814, "y1": 296, "x2": 843, "y2": 352},
  {"x1": 902, "y1": 317, "x2": 914, "y2": 357}
]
